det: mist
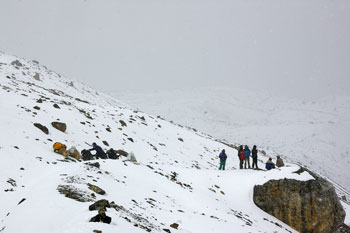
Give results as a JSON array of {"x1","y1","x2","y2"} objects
[{"x1": 1, "y1": 0, "x2": 349, "y2": 99}]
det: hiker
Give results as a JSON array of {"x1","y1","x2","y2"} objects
[
  {"x1": 53, "y1": 142, "x2": 68, "y2": 157},
  {"x1": 244, "y1": 145, "x2": 251, "y2": 169},
  {"x1": 89, "y1": 142, "x2": 107, "y2": 159},
  {"x1": 252, "y1": 145, "x2": 258, "y2": 169},
  {"x1": 219, "y1": 149, "x2": 227, "y2": 170},
  {"x1": 265, "y1": 158, "x2": 275, "y2": 170},
  {"x1": 238, "y1": 145, "x2": 244, "y2": 169},
  {"x1": 276, "y1": 155, "x2": 285, "y2": 167}
]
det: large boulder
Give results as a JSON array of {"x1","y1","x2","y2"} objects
[
  {"x1": 253, "y1": 173, "x2": 345, "y2": 233},
  {"x1": 51, "y1": 121, "x2": 67, "y2": 132}
]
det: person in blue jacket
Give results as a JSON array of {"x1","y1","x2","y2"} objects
[
  {"x1": 219, "y1": 149, "x2": 227, "y2": 170},
  {"x1": 89, "y1": 142, "x2": 107, "y2": 159},
  {"x1": 244, "y1": 145, "x2": 251, "y2": 169},
  {"x1": 265, "y1": 158, "x2": 275, "y2": 170}
]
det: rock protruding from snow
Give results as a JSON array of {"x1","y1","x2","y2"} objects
[
  {"x1": 33, "y1": 123, "x2": 49, "y2": 134},
  {"x1": 51, "y1": 121, "x2": 67, "y2": 132},
  {"x1": 253, "y1": 173, "x2": 345, "y2": 233}
]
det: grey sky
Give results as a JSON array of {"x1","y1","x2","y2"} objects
[{"x1": 1, "y1": 0, "x2": 349, "y2": 99}]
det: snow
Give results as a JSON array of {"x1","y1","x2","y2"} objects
[
  {"x1": 111, "y1": 86, "x2": 350, "y2": 192},
  {"x1": 0, "y1": 51, "x2": 347, "y2": 232}
]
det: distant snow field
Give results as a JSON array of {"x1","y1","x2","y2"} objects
[{"x1": 112, "y1": 86, "x2": 350, "y2": 191}]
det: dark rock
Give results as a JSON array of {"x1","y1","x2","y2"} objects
[
  {"x1": 163, "y1": 229, "x2": 171, "y2": 233},
  {"x1": 34, "y1": 123, "x2": 49, "y2": 134},
  {"x1": 17, "y1": 198, "x2": 26, "y2": 205},
  {"x1": 115, "y1": 149, "x2": 128, "y2": 157},
  {"x1": 90, "y1": 213, "x2": 111, "y2": 224},
  {"x1": 276, "y1": 156, "x2": 285, "y2": 167},
  {"x1": 119, "y1": 120, "x2": 127, "y2": 127},
  {"x1": 89, "y1": 199, "x2": 110, "y2": 211},
  {"x1": 88, "y1": 183, "x2": 106, "y2": 195},
  {"x1": 93, "y1": 230, "x2": 102, "y2": 233},
  {"x1": 127, "y1": 138, "x2": 134, "y2": 143},
  {"x1": 106, "y1": 128, "x2": 111, "y2": 132},
  {"x1": 253, "y1": 175, "x2": 345, "y2": 233},
  {"x1": 170, "y1": 223, "x2": 179, "y2": 229},
  {"x1": 33, "y1": 73, "x2": 40, "y2": 81},
  {"x1": 102, "y1": 141, "x2": 109, "y2": 146},
  {"x1": 57, "y1": 185, "x2": 94, "y2": 202},
  {"x1": 178, "y1": 138, "x2": 184, "y2": 142},
  {"x1": 33, "y1": 106, "x2": 40, "y2": 110},
  {"x1": 51, "y1": 122, "x2": 67, "y2": 132},
  {"x1": 11, "y1": 60, "x2": 23, "y2": 67},
  {"x1": 334, "y1": 223, "x2": 350, "y2": 233},
  {"x1": 36, "y1": 99, "x2": 43, "y2": 103},
  {"x1": 53, "y1": 103, "x2": 60, "y2": 109},
  {"x1": 86, "y1": 162, "x2": 100, "y2": 168}
]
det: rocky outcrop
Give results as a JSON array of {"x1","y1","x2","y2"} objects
[
  {"x1": 88, "y1": 183, "x2": 106, "y2": 195},
  {"x1": 253, "y1": 172, "x2": 345, "y2": 233},
  {"x1": 51, "y1": 121, "x2": 67, "y2": 132},
  {"x1": 33, "y1": 123, "x2": 49, "y2": 134}
]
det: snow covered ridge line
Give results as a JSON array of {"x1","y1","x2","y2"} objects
[{"x1": 0, "y1": 51, "x2": 349, "y2": 232}]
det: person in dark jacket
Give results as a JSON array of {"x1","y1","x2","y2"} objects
[
  {"x1": 219, "y1": 149, "x2": 227, "y2": 170},
  {"x1": 238, "y1": 145, "x2": 244, "y2": 169},
  {"x1": 244, "y1": 145, "x2": 251, "y2": 169},
  {"x1": 89, "y1": 142, "x2": 107, "y2": 159},
  {"x1": 252, "y1": 145, "x2": 258, "y2": 169}
]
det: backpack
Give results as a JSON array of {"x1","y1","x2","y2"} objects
[
  {"x1": 81, "y1": 149, "x2": 94, "y2": 161},
  {"x1": 53, "y1": 142, "x2": 66, "y2": 151},
  {"x1": 106, "y1": 149, "x2": 119, "y2": 159}
]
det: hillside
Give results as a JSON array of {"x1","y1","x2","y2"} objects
[
  {"x1": 0, "y1": 52, "x2": 349, "y2": 233},
  {"x1": 112, "y1": 87, "x2": 350, "y2": 192}
]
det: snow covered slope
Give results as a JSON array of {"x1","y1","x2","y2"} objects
[
  {"x1": 112, "y1": 87, "x2": 350, "y2": 193},
  {"x1": 0, "y1": 52, "x2": 348, "y2": 233}
]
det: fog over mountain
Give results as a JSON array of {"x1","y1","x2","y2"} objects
[{"x1": 1, "y1": 0, "x2": 349, "y2": 99}]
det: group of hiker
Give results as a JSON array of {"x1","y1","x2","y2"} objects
[
  {"x1": 52, "y1": 141, "x2": 136, "y2": 162},
  {"x1": 218, "y1": 145, "x2": 284, "y2": 171}
]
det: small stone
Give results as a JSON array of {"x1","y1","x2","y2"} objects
[
  {"x1": 53, "y1": 104, "x2": 60, "y2": 109},
  {"x1": 33, "y1": 73, "x2": 40, "y2": 81},
  {"x1": 33, "y1": 106, "x2": 40, "y2": 110},
  {"x1": 119, "y1": 120, "x2": 127, "y2": 127},
  {"x1": 170, "y1": 223, "x2": 179, "y2": 229},
  {"x1": 51, "y1": 122, "x2": 67, "y2": 132},
  {"x1": 33, "y1": 123, "x2": 49, "y2": 134},
  {"x1": 88, "y1": 183, "x2": 106, "y2": 195}
]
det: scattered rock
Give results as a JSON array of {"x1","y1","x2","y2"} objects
[
  {"x1": 33, "y1": 73, "x2": 40, "y2": 81},
  {"x1": 57, "y1": 185, "x2": 94, "y2": 202},
  {"x1": 163, "y1": 229, "x2": 171, "y2": 233},
  {"x1": 86, "y1": 162, "x2": 100, "y2": 169},
  {"x1": 253, "y1": 174, "x2": 345, "y2": 233},
  {"x1": 17, "y1": 198, "x2": 26, "y2": 205},
  {"x1": 89, "y1": 199, "x2": 110, "y2": 211},
  {"x1": 53, "y1": 103, "x2": 60, "y2": 109},
  {"x1": 36, "y1": 98, "x2": 43, "y2": 103},
  {"x1": 127, "y1": 137, "x2": 134, "y2": 143},
  {"x1": 276, "y1": 156, "x2": 285, "y2": 167},
  {"x1": 88, "y1": 183, "x2": 106, "y2": 195},
  {"x1": 34, "y1": 123, "x2": 49, "y2": 134},
  {"x1": 33, "y1": 106, "x2": 40, "y2": 110},
  {"x1": 115, "y1": 149, "x2": 128, "y2": 157},
  {"x1": 119, "y1": 120, "x2": 127, "y2": 127},
  {"x1": 170, "y1": 223, "x2": 179, "y2": 230},
  {"x1": 67, "y1": 146, "x2": 81, "y2": 160},
  {"x1": 90, "y1": 213, "x2": 111, "y2": 224},
  {"x1": 93, "y1": 230, "x2": 102, "y2": 233},
  {"x1": 11, "y1": 60, "x2": 23, "y2": 67},
  {"x1": 51, "y1": 121, "x2": 67, "y2": 132},
  {"x1": 178, "y1": 138, "x2": 184, "y2": 142},
  {"x1": 102, "y1": 141, "x2": 109, "y2": 146}
]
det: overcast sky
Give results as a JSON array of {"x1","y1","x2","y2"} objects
[{"x1": 1, "y1": 0, "x2": 349, "y2": 99}]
